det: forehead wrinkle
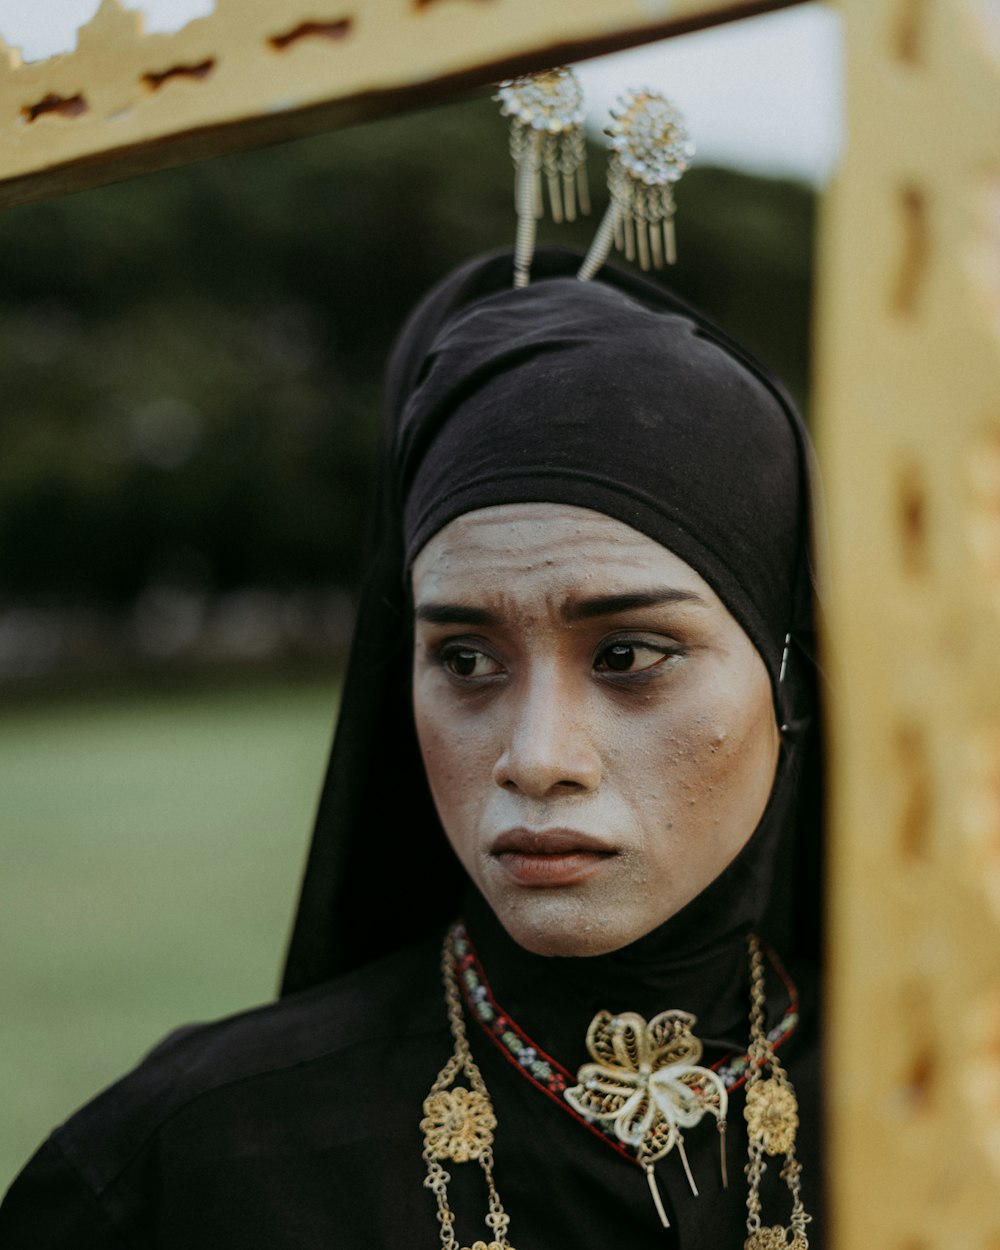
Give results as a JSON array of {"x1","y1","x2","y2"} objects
[
  {"x1": 419, "y1": 531, "x2": 675, "y2": 582},
  {"x1": 410, "y1": 503, "x2": 722, "y2": 621}
]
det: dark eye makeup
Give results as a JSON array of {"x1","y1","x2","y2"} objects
[
  {"x1": 436, "y1": 642, "x2": 503, "y2": 680},
  {"x1": 428, "y1": 633, "x2": 681, "y2": 684},
  {"x1": 593, "y1": 638, "x2": 680, "y2": 676}
]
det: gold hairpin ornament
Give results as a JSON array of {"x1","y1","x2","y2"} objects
[
  {"x1": 578, "y1": 89, "x2": 693, "y2": 282},
  {"x1": 495, "y1": 67, "x2": 589, "y2": 289}
]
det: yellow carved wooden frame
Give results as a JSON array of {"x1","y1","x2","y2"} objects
[
  {"x1": 818, "y1": 2, "x2": 1000, "y2": 1245},
  {"x1": 0, "y1": 0, "x2": 797, "y2": 207},
  {"x1": 3, "y1": 0, "x2": 1000, "y2": 1246}
]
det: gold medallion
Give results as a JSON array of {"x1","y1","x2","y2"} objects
[
  {"x1": 744, "y1": 1077, "x2": 799, "y2": 1157},
  {"x1": 421, "y1": 1087, "x2": 496, "y2": 1163}
]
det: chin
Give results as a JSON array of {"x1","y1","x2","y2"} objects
[{"x1": 489, "y1": 890, "x2": 648, "y2": 958}]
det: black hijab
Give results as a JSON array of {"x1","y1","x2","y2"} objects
[{"x1": 281, "y1": 245, "x2": 822, "y2": 998}]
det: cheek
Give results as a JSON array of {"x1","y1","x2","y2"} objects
[
  {"x1": 623, "y1": 671, "x2": 777, "y2": 838},
  {"x1": 413, "y1": 681, "x2": 487, "y2": 834},
  {"x1": 413, "y1": 692, "x2": 452, "y2": 804},
  {"x1": 681, "y1": 681, "x2": 779, "y2": 830}
]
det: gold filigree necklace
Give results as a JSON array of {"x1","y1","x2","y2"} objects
[
  {"x1": 421, "y1": 924, "x2": 811, "y2": 1250},
  {"x1": 421, "y1": 934, "x2": 514, "y2": 1250}
]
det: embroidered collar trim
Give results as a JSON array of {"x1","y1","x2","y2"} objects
[{"x1": 449, "y1": 920, "x2": 799, "y2": 1165}]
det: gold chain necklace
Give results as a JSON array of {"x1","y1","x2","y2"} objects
[
  {"x1": 743, "y1": 935, "x2": 810, "y2": 1249},
  {"x1": 420, "y1": 935, "x2": 514, "y2": 1250},
  {"x1": 421, "y1": 926, "x2": 811, "y2": 1250}
]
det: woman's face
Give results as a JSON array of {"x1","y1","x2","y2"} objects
[{"x1": 411, "y1": 503, "x2": 780, "y2": 957}]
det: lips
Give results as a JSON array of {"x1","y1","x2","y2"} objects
[{"x1": 490, "y1": 827, "x2": 617, "y2": 887}]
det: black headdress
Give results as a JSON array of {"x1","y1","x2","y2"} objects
[{"x1": 281, "y1": 247, "x2": 822, "y2": 997}]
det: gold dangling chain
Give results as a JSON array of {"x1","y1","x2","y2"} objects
[
  {"x1": 743, "y1": 934, "x2": 811, "y2": 1250},
  {"x1": 421, "y1": 939, "x2": 516, "y2": 1250},
  {"x1": 424, "y1": 926, "x2": 812, "y2": 1246}
]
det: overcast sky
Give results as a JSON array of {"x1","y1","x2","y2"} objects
[{"x1": 1, "y1": 1, "x2": 842, "y2": 185}]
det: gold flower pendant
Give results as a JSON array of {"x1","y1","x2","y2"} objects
[
  {"x1": 421, "y1": 1087, "x2": 497, "y2": 1164},
  {"x1": 744, "y1": 1077, "x2": 799, "y2": 1156}
]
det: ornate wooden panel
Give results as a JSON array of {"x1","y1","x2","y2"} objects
[
  {"x1": 816, "y1": 0, "x2": 1000, "y2": 1245},
  {"x1": 0, "y1": 0, "x2": 800, "y2": 207}
]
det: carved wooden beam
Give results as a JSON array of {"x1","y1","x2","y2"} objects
[{"x1": 0, "y1": 0, "x2": 804, "y2": 209}]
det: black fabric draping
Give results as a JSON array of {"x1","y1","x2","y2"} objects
[{"x1": 282, "y1": 247, "x2": 823, "y2": 997}]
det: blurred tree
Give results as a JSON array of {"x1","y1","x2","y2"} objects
[{"x1": 0, "y1": 94, "x2": 814, "y2": 611}]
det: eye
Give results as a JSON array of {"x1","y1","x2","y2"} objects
[
  {"x1": 595, "y1": 640, "x2": 673, "y2": 674},
  {"x1": 441, "y1": 646, "x2": 503, "y2": 679}
]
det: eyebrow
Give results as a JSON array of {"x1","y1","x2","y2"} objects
[
  {"x1": 414, "y1": 603, "x2": 500, "y2": 626},
  {"x1": 414, "y1": 588, "x2": 705, "y2": 627},
  {"x1": 561, "y1": 588, "x2": 706, "y2": 621}
]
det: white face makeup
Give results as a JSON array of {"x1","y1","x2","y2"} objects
[{"x1": 411, "y1": 503, "x2": 781, "y2": 958}]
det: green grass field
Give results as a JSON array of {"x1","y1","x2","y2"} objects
[{"x1": 0, "y1": 674, "x2": 340, "y2": 1192}]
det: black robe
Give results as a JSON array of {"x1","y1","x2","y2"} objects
[{"x1": 0, "y1": 898, "x2": 822, "y2": 1248}]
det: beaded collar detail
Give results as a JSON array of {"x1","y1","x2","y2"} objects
[{"x1": 448, "y1": 920, "x2": 799, "y2": 1165}]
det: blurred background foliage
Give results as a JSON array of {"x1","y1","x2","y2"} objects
[
  {"x1": 0, "y1": 93, "x2": 814, "y2": 687},
  {"x1": 0, "y1": 91, "x2": 814, "y2": 1190}
]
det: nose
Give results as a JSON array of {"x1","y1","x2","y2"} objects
[{"x1": 492, "y1": 667, "x2": 602, "y2": 797}]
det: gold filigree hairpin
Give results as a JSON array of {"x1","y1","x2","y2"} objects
[
  {"x1": 495, "y1": 67, "x2": 589, "y2": 288},
  {"x1": 578, "y1": 89, "x2": 694, "y2": 281}
]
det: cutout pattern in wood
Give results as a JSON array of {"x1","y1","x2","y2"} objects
[
  {"x1": 892, "y1": 184, "x2": 930, "y2": 316},
  {"x1": 893, "y1": 721, "x2": 932, "y2": 861},
  {"x1": 142, "y1": 59, "x2": 215, "y2": 91},
  {"x1": 22, "y1": 91, "x2": 88, "y2": 122},
  {"x1": 896, "y1": 459, "x2": 930, "y2": 577},
  {"x1": 0, "y1": 0, "x2": 783, "y2": 209},
  {"x1": 892, "y1": 0, "x2": 927, "y2": 64},
  {"x1": 896, "y1": 980, "x2": 937, "y2": 1116},
  {"x1": 268, "y1": 20, "x2": 354, "y2": 50}
]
